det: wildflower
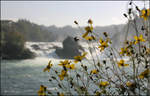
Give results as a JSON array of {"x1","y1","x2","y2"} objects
[
  {"x1": 140, "y1": 9, "x2": 150, "y2": 20},
  {"x1": 126, "y1": 81, "x2": 135, "y2": 88},
  {"x1": 91, "y1": 69, "x2": 98, "y2": 74},
  {"x1": 139, "y1": 69, "x2": 150, "y2": 79},
  {"x1": 58, "y1": 60, "x2": 71, "y2": 67},
  {"x1": 95, "y1": 91, "x2": 101, "y2": 96},
  {"x1": 85, "y1": 26, "x2": 93, "y2": 32},
  {"x1": 91, "y1": 35, "x2": 96, "y2": 40},
  {"x1": 74, "y1": 52, "x2": 87, "y2": 63},
  {"x1": 58, "y1": 70, "x2": 68, "y2": 80},
  {"x1": 59, "y1": 93, "x2": 64, "y2": 96},
  {"x1": 82, "y1": 31, "x2": 89, "y2": 38},
  {"x1": 117, "y1": 60, "x2": 129, "y2": 67},
  {"x1": 66, "y1": 64, "x2": 75, "y2": 70},
  {"x1": 106, "y1": 38, "x2": 111, "y2": 44},
  {"x1": 43, "y1": 60, "x2": 53, "y2": 72},
  {"x1": 98, "y1": 38, "x2": 109, "y2": 51},
  {"x1": 120, "y1": 47, "x2": 131, "y2": 56},
  {"x1": 129, "y1": 41, "x2": 134, "y2": 46},
  {"x1": 37, "y1": 85, "x2": 47, "y2": 96},
  {"x1": 84, "y1": 36, "x2": 95, "y2": 41},
  {"x1": 134, "y1": 35, "x2": 145, "y2": 44},
  {"x1": 99, "y1": 81, "x2": 109, "y2": 87},
  {"x1": 88, "y1": 19, "x2": 93, "y2": 25},
  {"x1": 99, "y1": 38, "x2": 104, "y2": 44},
  {"x1": 120, "y1": 47, "x2": 128, "y2": 55}
]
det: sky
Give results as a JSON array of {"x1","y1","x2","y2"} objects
[{"x1": 1, "y1": 1, "x2": 149, "y2": 27}]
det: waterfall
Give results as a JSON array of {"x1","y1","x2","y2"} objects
[{"x1": 25, "y1": 42, "x2": 62, "y2": 58}]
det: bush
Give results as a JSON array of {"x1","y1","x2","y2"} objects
[{"x1": 1, "y1": 23, "x2": 35, "y2": 59}]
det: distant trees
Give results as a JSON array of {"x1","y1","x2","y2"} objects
[
  {"x1": 1, "y1": 20, "x2": 35, "y2": 59},
  {"x1": 1, "y1": 19, "x2": 56, "y2": 42},
  {"x1": 14, "y1": 19, "x2": 54, "y2": 42}
]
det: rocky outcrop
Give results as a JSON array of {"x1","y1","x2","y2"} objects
[
  {"x1": 31, "y1": 44, "x2": 40, "y2": 50},
  {"x1": 55, "y1": 36, "x2": 84, "y2": 59}
]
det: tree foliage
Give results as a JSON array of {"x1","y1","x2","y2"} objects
[{"x1": 1, "y1": 20, "x2": 35, "y2": 59}]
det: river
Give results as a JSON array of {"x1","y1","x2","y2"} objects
[
  {"x1": 1, "y1": 57, "x2": 57, "y2": 95},
  {"x1": 0, "y1": 42, "x2": 122, "y2": 95}
]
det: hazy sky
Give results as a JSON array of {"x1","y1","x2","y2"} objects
[{"x1": 1, "y1": 1, "x2": 149, "y2": 27}]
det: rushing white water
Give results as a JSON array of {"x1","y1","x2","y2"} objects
[
  {"x1": 1, "y1": 41, "x2": 130, "y2": 95},
  {"x1": 25, "y1": 41, "x2": 109, "y2": 60},
  {"x1": 25, "y1": 42, "x2": 62, "y2": 58},
  {"x1": 0, "y1": 42, "x2": 86, "y2": 95}
]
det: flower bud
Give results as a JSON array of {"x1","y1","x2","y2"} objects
[
  {"x1": 74, "y1": 21, "x2": 78, "y2": 25},
  {"x1": 123, "y1": 13, "x2": 128, "y2": 18}
]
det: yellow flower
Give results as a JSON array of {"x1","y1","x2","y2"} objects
[
  {"x1": 58, "y1": 60, "x2": 75, "y2": 70},
  {"x1": 106, "y1": 38, "x2": 111, "y2": 43},
  {"x1": 139, "y1": 69, "x2": 150, "y2": 79},
  {"x1": 91, "y1": 35, "x2": 96, "y2": 40},
  {"x1": 74, "y1": 52, "x2": 87, "y2": 63},
  {"x1": 85, "y1": 26, "x2": 93, "y2": 32},
  {"x1": 82, "y1": 31, "x2": 89, "y2": 38},
  {"x1": 84, "y1": 36, "x2": 94, "y2": 41},
  {"x1": 66, "y1": 64, "x2": 75, "y2": 70},
  {"x1": 129, "y1": 41, "x2": 134, "y2": 46},
  {"x1": 83, "y1": 32, "x2": 96, "y2": 41},
  {"x1": 120, "y1": 47, "x2": 131, "y2": 56},
  {"x1": 38, "y1": 92, "x2": 46, "y2": 96},
  {"x1": 98, "y1": 38, "x2": 109, "y2": 51},
  {"x1": 88, "y1": 19, "x2": 93, "y2": 25},
  {"x1": 43, "y1": 60, "x2": 53, "y2": 72},
  {"x1": 117, "y1": 60, "x2": 129, "y2": 67},
  {"x1": 37, "y1": 85, "x2": 47, "y2": 96},
  {"x1": 59, "y1": 75, "x2": 65, "y2": 81},
  {"x1": 95, "y1": 91, "x2": 101, "y2": 96},
  {"x1": 99, "y1": 38, "x2": 104, "y2": 44},
  {"x1": 91, "y1": 69, "x2": 98, "y2": 74},
  {"x1": 140, "y1": 9, "x2": 150, "y2": 20},
  {"x1": 99, "y1": 81, "x2": 109, "y2": 87},
  {"x1": 58, "y1": 59, "x2": 71, "y2": 67},
  {"x1": 134, "y1": 35, "x2": 145, "y2": 44},
  {"x1": 59, "y1": 93, "x2": 64, "y2": 96},
  {"x1": 126, "y1": 81, "x2": 135, "y2": 88},
  {"x1": 58, "y1": 70, "x2": 68, "y2": 80},
  {"x1": 120, "y1": 47, "x2": 127, "y2": 55},
  {"x1": 98, "y1": 41, "x2": 108, "y2": 52}
]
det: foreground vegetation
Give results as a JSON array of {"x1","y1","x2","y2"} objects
[{"x1": 38, "y1": 1, "x2": 150, "y2": 95}]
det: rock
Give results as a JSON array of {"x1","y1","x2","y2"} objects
[
  {"x1": 31, "y1": 44, "x2": 40, "y2": 50},
  {"x1": 21, "y1": 48, "x2": 35, "y2": 59},
  {"x1": 55, "y1": 36, "x2": 84, "y2": 59},
  {"x1": 2, "y1": 48, "x2": 35, "y2": 60}
]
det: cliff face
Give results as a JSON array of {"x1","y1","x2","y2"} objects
[{"x1": 55, "y1": 36, "x2": 84, "y2": 59}]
